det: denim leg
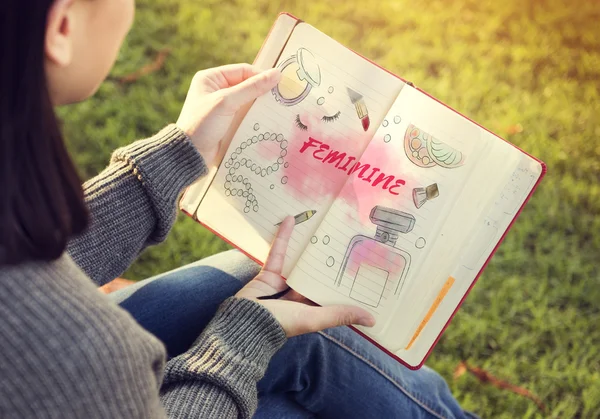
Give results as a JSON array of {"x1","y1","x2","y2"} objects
[
  {"x1": 109, "y1": 249, "x2": 310, "y2": 417},
  {"x1": 109, "y1": 249, "x2": 259, "y2": 358},
  {"x1": 256, "y1": 327, "x2": 478, "y2": 419},
  {"x1": 110, "y1": 250, "x2": 475, "y2": 419},
  {"x1": 254, "y1": 394, "x2": 316, "y2": 419}
]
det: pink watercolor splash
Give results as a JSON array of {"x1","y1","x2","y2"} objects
[
  {"x1": 342, "y1": 237, "x2": 410, "y2": 299},
  {"x1": 252, "y1": 112, "x2": 420, "y2": 224},
  {"x1": 281, "y1": 113, "x2": 372, "y2": 203},
  {"x1": 336, "y1": 139, "x2": 419, "y2": 224}
]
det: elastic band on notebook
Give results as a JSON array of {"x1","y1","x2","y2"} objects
[{"x1": 257, "y1": 287, "x2": 292, "y2": 300}]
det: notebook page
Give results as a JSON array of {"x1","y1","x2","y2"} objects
[
  {"x1": 399, "y1": 152, "x2": 543, "y2": 366},
  {"x1": 286, "y1": 86, "x2": 492, "y2": 337},
  {"x1": 384, "y1": 136, "x2": 522, "y2": 360},
  {"x1": 197, "y1": 23, "x2": 405, "y2": 275}
]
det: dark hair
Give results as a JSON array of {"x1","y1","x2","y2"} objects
[{"x1": 0, "y1": 1, "x2": 88, "y2": 266}]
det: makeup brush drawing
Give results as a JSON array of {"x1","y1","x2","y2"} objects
[
  {"x1": 346, "y1": 87, "x2": 370, "y2": 131},
  {"x1": 275, "y1": 210, "x2": 317, "y2": 226},
  {"x1": 412, "y1": 183, "x2": 440, "y2": 209}
]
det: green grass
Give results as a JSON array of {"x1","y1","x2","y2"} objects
[{"x1": 59, "y1": 0, "x2": 600, "y2": 417}]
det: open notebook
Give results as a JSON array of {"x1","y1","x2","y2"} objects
[{"x1": 180, "y1": 13, "x2": 546, "y2": 369}]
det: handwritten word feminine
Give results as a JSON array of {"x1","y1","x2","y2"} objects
[{"x1": 299, "y1": 137, "x2": 406, "y2": 195}]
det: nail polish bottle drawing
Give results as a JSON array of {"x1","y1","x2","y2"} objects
[{"x1": 335, "y1": 206, "x2": 414, "y2": 308}]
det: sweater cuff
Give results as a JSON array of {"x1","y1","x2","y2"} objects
[
  {"x1": 110, "y1": 125, "x2": 207, "y2": 240},
  {"x1": 203, "y1": 297, "x2": 287, "y2": 361},
  {"x1": 111, "y1": 124, "x2": 207, "y2": 207},
  {"x1": 162, "y1": 298, "x2": 287, "y2": 417}
]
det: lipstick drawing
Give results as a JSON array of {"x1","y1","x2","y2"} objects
[
  {"x1": 347, "y1": 87, "x2": 370, "y2": 131},
  {"x1": 275, "y1": 210, "x2": 317, "y2": 226}
]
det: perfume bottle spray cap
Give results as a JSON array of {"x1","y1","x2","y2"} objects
[
  {"x1": 370, "y1": 206, "x2": 415, "y2": 246},
  {"x1": 370, "y1": 206, "x2": 415, "y2": 233}
]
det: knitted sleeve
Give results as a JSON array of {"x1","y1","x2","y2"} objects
[{"x1": 67, "y1": 125, "x2": 206, "y2": 285}]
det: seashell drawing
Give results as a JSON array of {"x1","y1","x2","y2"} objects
[{"x1": 403, "y1": 124, "x2": 466, "y2": 169}]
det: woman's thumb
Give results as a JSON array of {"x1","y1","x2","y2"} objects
[
  {"x1": 307, "y1": 305, "x2": 376, "y2": 333},
  {"x1": 222, "y1": 68, "x2": 281, "y2": 108}
]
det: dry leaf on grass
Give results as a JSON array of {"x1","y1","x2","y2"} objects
[
  {"x1": 454, "y1": 361, "x2": 547, "y2": 413},
  {"x1": 506, "y1": 123, "x2": 524, "y2": 135},
  {"x1": 99, "y1": 278, "x2": 136, "y2": 294},
  {"x1": 119, "y1": 48, "x2": 171, "y2": 84}
]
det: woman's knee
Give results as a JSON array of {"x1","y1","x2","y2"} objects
[{"x1": 187, "y1": 249, "x2": 260, "y2": 284}]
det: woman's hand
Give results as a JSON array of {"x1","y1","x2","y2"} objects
[
  {"x1": 236, "y1": 216, "x2": 376, "y2": 338},
  {"x1": 176, "y1": 63, "x2": 281, "y2": 166}
]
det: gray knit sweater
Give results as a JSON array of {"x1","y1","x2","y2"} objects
[{"x1": 0, "y1": 125, "x2": 287, "y2": 418}]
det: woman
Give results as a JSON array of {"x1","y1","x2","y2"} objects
[{"x1": 0, "y1": 0, "x2": 476, "y2": 417}]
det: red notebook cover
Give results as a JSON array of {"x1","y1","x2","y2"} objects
[{"x1": 180, "y1": 12, "x2": 547, "y2": 370}]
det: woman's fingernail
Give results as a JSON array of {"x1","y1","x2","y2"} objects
[
  {"x1": 267, "y1": 67, "x2": 281, "y2": 78},
  {"x1": 359, "y1": 315, "x2": 376, "y2": 327}
]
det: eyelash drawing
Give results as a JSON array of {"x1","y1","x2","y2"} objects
[
  {"x1": 322, "y1": 111, "x2": 341, "y2": 123},
  {"x1": 295, "y1": 114, "x2": 308, "y2": 131},
  {"x1": 295, "y1": 111, "x2": 341, "y2": 131}
]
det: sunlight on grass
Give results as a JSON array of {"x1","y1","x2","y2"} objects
[{"x1": 59, "y1": 0, "x2": 600, "y2": 416}]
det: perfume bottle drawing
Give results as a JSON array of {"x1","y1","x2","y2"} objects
[{"x1": 335, "y1": 206, "x2": 414, "y2": 308}]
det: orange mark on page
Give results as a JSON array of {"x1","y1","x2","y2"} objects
[{"x1": 405, "y1": 276, "x2": 455, "y2": 350}]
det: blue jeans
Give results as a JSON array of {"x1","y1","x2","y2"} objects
[{"x1": 110, "y1": 250, "x2": 477, "y2": 419}]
